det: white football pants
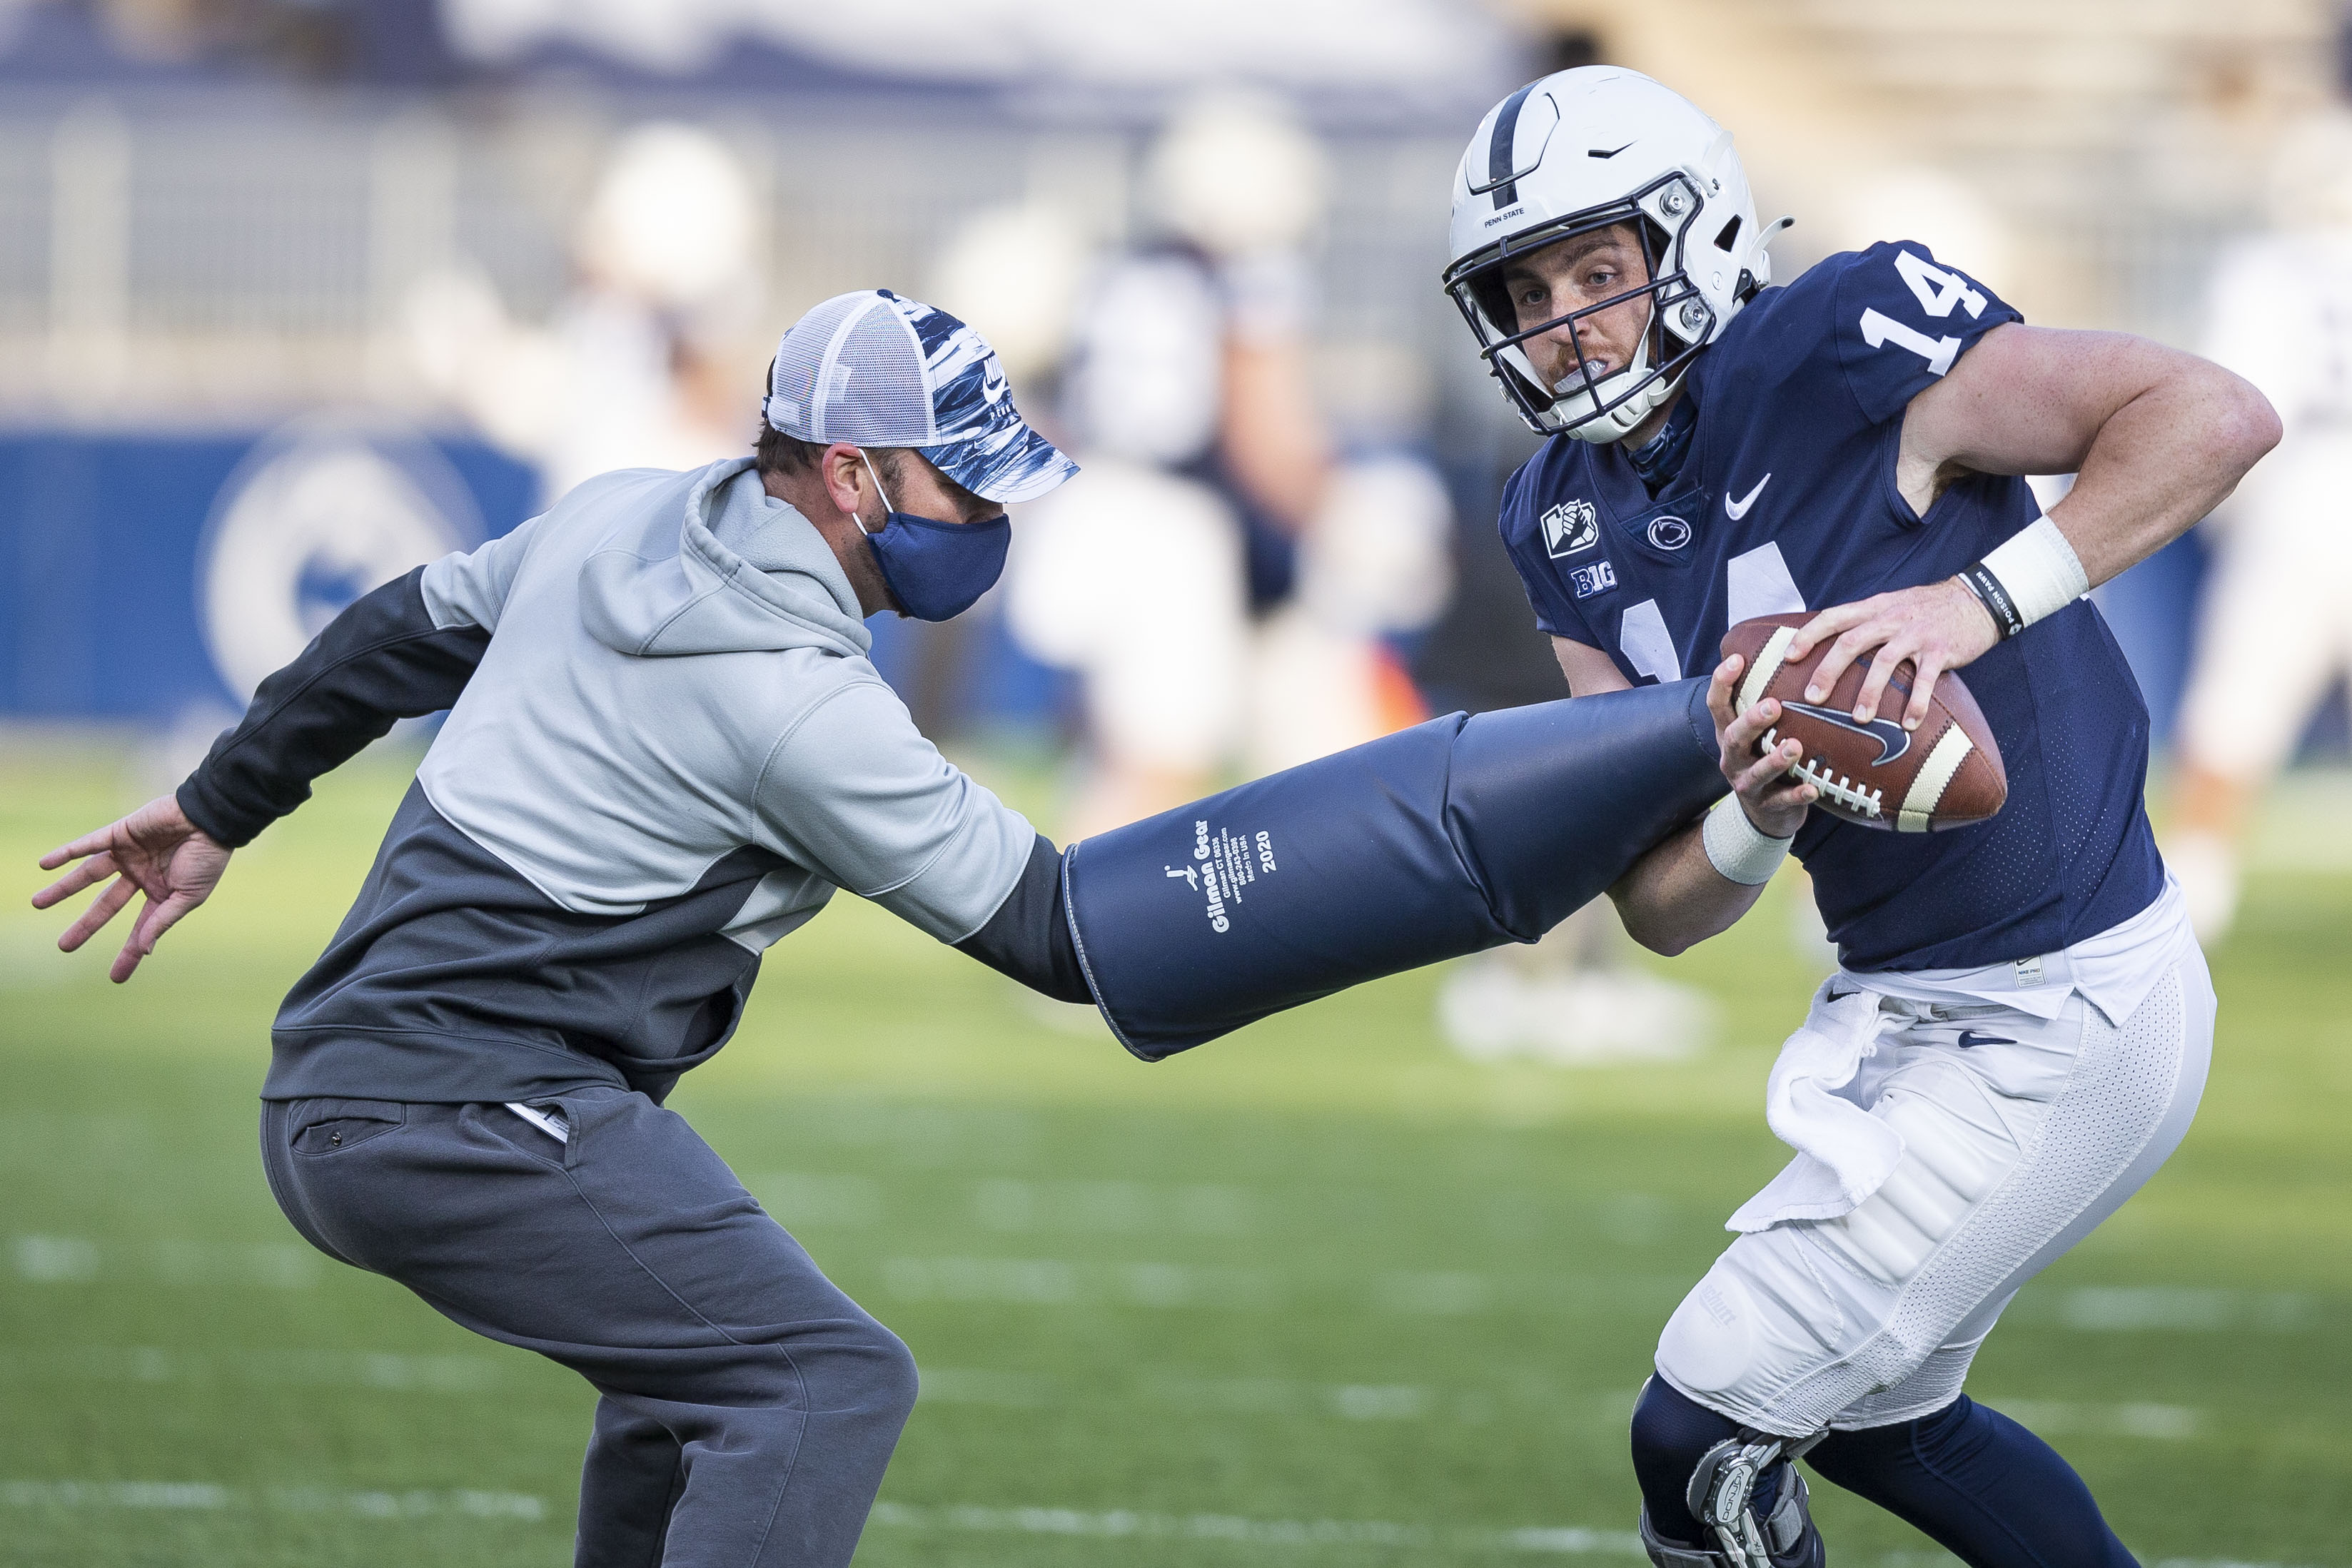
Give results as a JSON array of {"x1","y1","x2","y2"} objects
[{"x1": 1655, "y1": 946, "x2": 2215, "y2": 1436}]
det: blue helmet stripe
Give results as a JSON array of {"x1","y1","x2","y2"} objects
[{"x1": 1486, "y1": 81, "x2": 1537, "y2": 209}]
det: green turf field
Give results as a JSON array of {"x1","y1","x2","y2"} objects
[{"x1": 4, "y1": 737, "x2": 2348, "y2": 1567}]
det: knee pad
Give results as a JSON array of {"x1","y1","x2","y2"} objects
[
  {"x1": 1656, "y1": 1270, "x2": 1762, "y2": 1403},
  {"x1": 1063, "y1": 678, "x2": 1722, "y2": 1058},
  {"x1": 1631, "y1": 1380, "x2": 1824, "y2": 1568}
]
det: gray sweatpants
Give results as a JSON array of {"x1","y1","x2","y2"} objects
[{"x1": 261, "y1": 1086, "x2": 919, "y2": 1567}]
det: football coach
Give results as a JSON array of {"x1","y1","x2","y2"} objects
[{"x1": 35, "y1": 289, "x2": 1103, "y2": 1567}]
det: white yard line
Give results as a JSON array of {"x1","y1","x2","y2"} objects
[
  {"x1": 5, "y1": 1480, "x2": 2328, "y2": 1564},
  {"x1": 867, "y1": 1500, "x2": 1646, "y2": 1556},
  {"x1": 9, "y1": 1235, "x2": 321, "y2": 1289},
  {"x1": 0, "y1": 1480, "x2": 543, "y2": 1522},
  {"x1": 878, "y1": 1254, "x2": 1283, "y2": 1310},
  {"x1": 0, "y1": 1345, "x2": 2234, "y2": 1447},
  {"x1": 0, "y1": 1345, "x2": 505, "y2": 1394},
  {"x1": 867, "y1": 1503, "x2": 2337, "y2": 1567},
  {"x1": 2051, "y1": 1287, "x2": 2320, "y2": 1333},
  {"x1": 1983, "y1": 1399, "x2": 2201, "y2": 1440}
]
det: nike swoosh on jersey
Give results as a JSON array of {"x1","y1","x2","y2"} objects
[
  {"x1": 1725, "y1": 474, "x2": 1771, "y2": 520},
  {"x1": 1956, "y1": 1030, "x2": 2019, "y2": 1048},
  {"x1": 1780, "y1": 700, "x2": 1912, "y2": 766}
]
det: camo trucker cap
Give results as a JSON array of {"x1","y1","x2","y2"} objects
[{"x1": 763, "y1": 289, "x2": 1079, "y2": 505}]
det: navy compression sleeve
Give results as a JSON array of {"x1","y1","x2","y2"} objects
[
  {"x1": 954, "y1": 834, "x2": 1092, "y2": 1005},
  {"x1": 176, "y1": 567, "x2": 490, "y2": 848}
]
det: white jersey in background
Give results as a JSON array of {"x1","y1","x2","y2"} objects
[{"x1": 2171, "y1": 231, "x2": 2352, "y2": 934}]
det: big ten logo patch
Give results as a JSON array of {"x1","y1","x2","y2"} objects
[{"x1": 1569, "y1": 560, "x2": 1617, "y2": 600}]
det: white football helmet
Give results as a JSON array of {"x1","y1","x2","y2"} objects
[{"x1": 1443, "y1": 68, "x2": 1784, "y2": 442}]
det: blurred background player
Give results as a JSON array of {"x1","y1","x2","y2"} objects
[
  {"x1": 963, "y1": 88, "x2": 1707, "y2": 1063},
  {"x1": 1433, "y1": 899, "x2": 1715, "y2": 1066},
  {"x1": 403, "y1": 121, "x2": 767, "y2": 504},
  {"x1": 2169, "y1": 105, "x2": 2352, "y2": 942},
  {"x1": 992, "y1": 90, "x2": 1451, "y2": 837}
]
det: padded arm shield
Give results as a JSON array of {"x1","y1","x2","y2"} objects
[{"x1": 1064, "y1": 677, "x2": 1725, "y2": 1060}]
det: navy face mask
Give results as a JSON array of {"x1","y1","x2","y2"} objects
[{"x1": 855, "y1": 452, "x2": 1009, "y2": 622}]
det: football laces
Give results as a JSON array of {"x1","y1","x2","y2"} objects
[{"x1": 1760, "y1": 726, "x2": 1885, "y2": 820}]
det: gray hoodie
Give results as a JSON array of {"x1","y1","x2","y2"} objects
[{"x1": 196, "y1": 457, "x2": 1038, "y2": 1104}]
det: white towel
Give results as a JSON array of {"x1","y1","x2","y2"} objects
[{"x1": 1727, "y1": 981, "x2": 1902, "y2": 1233}]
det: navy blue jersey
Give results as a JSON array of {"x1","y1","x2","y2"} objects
[{"x1": 1498, "y1": 241, "x2": 2163, "y2": 971}]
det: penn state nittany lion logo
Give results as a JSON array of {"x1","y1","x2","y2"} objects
[
  {"x1": 1542, "y1": 498, "x2": 1599, "y2": 559},
  {"x1": 199, "y1": 423, "x2": 480, "y2": 702}
]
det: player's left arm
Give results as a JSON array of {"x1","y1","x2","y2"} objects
[{"x1": 1792, "y1": 323, "x2": 2282, "y2": 729}]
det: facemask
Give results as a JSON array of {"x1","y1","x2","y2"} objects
[{"x1": 853, "y1": 451, "x2": 1010, "y2": 622}]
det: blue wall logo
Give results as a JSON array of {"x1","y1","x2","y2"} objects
[
  {"x1": 199, "y1": 425, "x2": 486, "y2": 701},
  {"x1": 0, "y1": 424, "x2": 534, "y2": 721}
]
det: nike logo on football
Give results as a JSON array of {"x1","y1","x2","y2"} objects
[
  {"x1": 1956, "y1": 1030, "x2": 2018, "y2": 1048},
  {"x1": 1588, "y1": 141, "x2": 1635, "y2": 159},
  {"x1": 1780, "y1": 701, "x2": 1912, "y2": 766},
  {"x1": 1725, "y1": 474, "x2": 1771, "y2": 520}
]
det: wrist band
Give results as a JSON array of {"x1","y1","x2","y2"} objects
[
  {"x1": 1959, "y1": 515, "x2": 2089, "y2": 639},
  {"x1": 1956, "y1": 561, "x2": 2023, "y2": 639},
  {"x1": 1702, "y1": 794, "x2": 1794, "y2": 886}
]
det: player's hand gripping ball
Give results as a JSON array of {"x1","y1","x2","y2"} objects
[{"x1": 1720, "y1": 612, "x2": 2006, "y2": 832}]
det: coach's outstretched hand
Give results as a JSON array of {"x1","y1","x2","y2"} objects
[{"x1": 33, "y1": 795, "x2": 231, "y2": 983}]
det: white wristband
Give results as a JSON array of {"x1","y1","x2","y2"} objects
[
  {"x1": 1978, "y1": 514, "x2": 2089, "y2": 629},
  {"x1": 1702, "y1": 794, "x2": 1794, "y2": 886}
]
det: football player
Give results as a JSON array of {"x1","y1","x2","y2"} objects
[
  {"x1": 2169, "y1": 108, "x2": 2352, "y2": 941},
  {"x1": 1443, "y1": 69, "x2": 2277, "y2": 1567}
]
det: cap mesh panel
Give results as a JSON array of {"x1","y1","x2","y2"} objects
[
  {"x1": 768, "y1": 293, "x2": 866, "y2": 440},
  {"x1": 819, "y1": 298, "x2": 932, "y2": 445}
]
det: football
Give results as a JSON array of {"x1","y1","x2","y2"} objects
[{"x1": 1720, "y1": 612, "x2": 2007, "y2": 832}]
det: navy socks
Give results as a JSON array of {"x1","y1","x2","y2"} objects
[{"x1": 1630, "y1": 1380, "x2": 2137, "y2": 1565}]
